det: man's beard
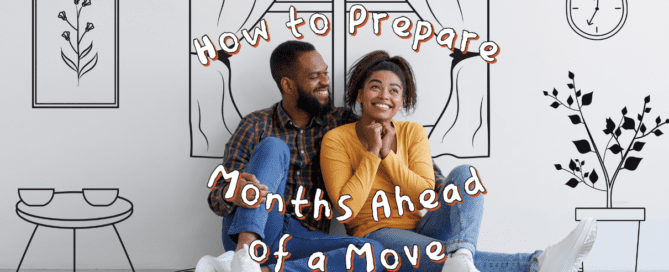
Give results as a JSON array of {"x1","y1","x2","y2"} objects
[{"x1": 296, "y1": 86, "x2": 332, "y2": 116}]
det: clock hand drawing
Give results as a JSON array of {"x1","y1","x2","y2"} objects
[{"x1": 587, "y1": 0, "x2": 599, "y2": 25}]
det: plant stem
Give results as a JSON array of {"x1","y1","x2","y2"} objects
[
  {"x1": 603, "y1": 116, "x2": 624, "y2": 163},
  {"x1": 560, "y1": 169, "x2": 605, "y2": 191},
  {"x1": 549, "y1": 95, "x2": 579, "y2": 111},
  {"x1": 571, "y1": 78, "x2": 612, "y2": 206},
  {"x1": 76, "y1": 5, "x2": 81, "y2": 84},
  {"x1": 636, "y1": 122, "x2": 667, "y2": 139},
  {"x1": 66, "y1": 18, "x2": 77, "y2": 31},
  {"x1": 609, "y1": 102, "x2": 647, "y2": 196},
  {"x1": 68, "y1": 39, "x2": 77, "y2": 55}
]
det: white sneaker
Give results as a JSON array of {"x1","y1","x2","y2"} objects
[
  {"x1": 231, "y1": 244, "x2": 262, "y2": 272},
  {"x1": 538, "y1": 217, "x2": 597, "y2": 272},
  {"x1": 195, "y1": 250, "x2": 234, "y2": 272},
  {"x1": 442, "y1": 249, "x2": 480, "y2": 272}
]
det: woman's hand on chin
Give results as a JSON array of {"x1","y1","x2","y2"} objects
[
  {"x1": 380, "y1": 122, "x2": 396, "y2": 159},
  {"x1": 359, "y1": 120, "x2": 383, "y2": 157}
]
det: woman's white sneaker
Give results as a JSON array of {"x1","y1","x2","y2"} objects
[
  {"x1": 538, "y1": 217, "x2": 597, "y2": 272},
  {"x1": 231, "y1": 244, "x2": 263, "y2": 272},
  {"x1": 442, "y1": 249, "x2": 480, "y2": 272},
  {"x1": 195, "y1": 250, "x2": 234, "y2": 272}
]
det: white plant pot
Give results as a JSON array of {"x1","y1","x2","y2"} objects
[{"x1": 575, "y1": 208, "x2": 645, "y2": 272}]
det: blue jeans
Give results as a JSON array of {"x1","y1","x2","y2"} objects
[
  {"x1": 221, "y1": 137, "x2": 385, "y2": 272},
  {"x1": 365, "y1": 165, "x2": 542, "y2": 272}
]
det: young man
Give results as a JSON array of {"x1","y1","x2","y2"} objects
[{"x1": 199, "y1": 41, "x2": 597, "y2": 272}]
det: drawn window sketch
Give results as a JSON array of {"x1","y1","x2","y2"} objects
[
  {"x1": 189, "y1": 0, "x2": 490, "y2": 159},
  {"x1": 33, "y1": 0, "x2": 119, "y2": 108}
]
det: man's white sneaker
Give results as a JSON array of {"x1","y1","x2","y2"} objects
[
  {"x1": 195, "y1": 250, "x2": 234, "y2": 272},
  {"x1": 538, "y1": 217, "x2": 597, "y2": 272},
  {"x1": 231, "y1": 244, "x2": 263, "y2": 272},
  {"x1": 442, "y1": 249, "x2": 480, "y2": 272}
]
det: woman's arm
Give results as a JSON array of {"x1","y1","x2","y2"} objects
[
  {"x1": 320, "y1": 131, "x2": 381, "y2": 219},
  {"x1": 381, "y1": 122, "x2": 435, "y2": 208}
]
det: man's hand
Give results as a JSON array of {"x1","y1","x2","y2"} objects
[
  {"x1": 380, "y1": 122, "x2": 396, "y2": 159},
  {"x1": 223, "y1": 172, "x2": 268, "y2": 209}
]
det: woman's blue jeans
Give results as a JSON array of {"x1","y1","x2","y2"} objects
[
  {"x1": 365, "y1": 165, "x2": 542, "y2": 272},
  {"x1": 221, "y1": 137, "x2": 385, "y2": 272}
]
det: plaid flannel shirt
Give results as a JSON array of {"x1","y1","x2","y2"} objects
[{"x1": 208, "y1": 101, "x2": 447, "y2": 233}]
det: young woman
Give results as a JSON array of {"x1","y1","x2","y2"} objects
[{"x1": 320, "y1": 51, "x2": 597, "y2": 272}]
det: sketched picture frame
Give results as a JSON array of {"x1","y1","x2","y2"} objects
[{"x1": 32, "y1": 0, "x2": 119, "y2": 108}]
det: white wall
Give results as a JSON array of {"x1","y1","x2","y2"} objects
[{"x1": 1, "y1": 0, "x2": 668, "y2": 270}]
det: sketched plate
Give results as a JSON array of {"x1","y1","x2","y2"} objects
[{"x1": 16, "y1": 192, "x2": 132, "y2": 229}]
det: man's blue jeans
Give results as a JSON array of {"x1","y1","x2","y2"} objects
[
  {"x1": 365, "y1": 165, "x2": 542, "y2": 272},
  {"x1": 221, "y1": 137, "x2": 385, "y2": 272}
]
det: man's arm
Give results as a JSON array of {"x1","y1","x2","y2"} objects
[{"x1": 207, "y1": 116, "x2": 258, "y2": 217}]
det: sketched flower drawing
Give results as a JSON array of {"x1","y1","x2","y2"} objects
[{"x1": 59, "y1": 0, "x2": 99, "y2": 85}]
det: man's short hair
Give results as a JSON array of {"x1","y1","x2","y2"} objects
[{"x1": 270, "y1": 41, "x2": 316, "y2": 93}]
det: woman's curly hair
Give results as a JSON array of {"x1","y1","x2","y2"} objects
[{"x1": 345, "y1": 50, "x2": 417, "y2": 113}]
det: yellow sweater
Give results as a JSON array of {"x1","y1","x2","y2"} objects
[{"x1": 320, "y1": 120, "x2": 435, "y2": 237}]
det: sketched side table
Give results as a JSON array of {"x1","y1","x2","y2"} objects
[{"x1": 16, "y1": 191, "x2": 135, "y2": 272}]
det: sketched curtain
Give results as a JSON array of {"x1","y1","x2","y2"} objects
[
  {"x1": 190, "y1": 0, "x2": 334, "y2": 158},
  {"x1": 190, "y1": 0, "x2": 274, "y2": 158}
]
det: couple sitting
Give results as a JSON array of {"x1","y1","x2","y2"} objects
[{"x1": 198, "y1": 40, "x2": 597, "y2": 272}]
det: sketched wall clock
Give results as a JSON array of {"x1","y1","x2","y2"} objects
[
  {"x1": 33, "y1": 0, "x2": 119, "y2": 108},
  {"x1": 567, "y1": 0, "x2": 627, "y2": 40}
]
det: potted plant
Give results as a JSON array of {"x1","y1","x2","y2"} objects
[{"x1": 543, "y1": 72, "x2": 667, "y2": 271}]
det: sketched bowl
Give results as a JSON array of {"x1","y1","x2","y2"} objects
[
  {"x1": 18, "y1": 188, "x2": 55, "y2": 206},
  {"x1": 83, "y1": 188, "x2": 119, "y2": 206}
]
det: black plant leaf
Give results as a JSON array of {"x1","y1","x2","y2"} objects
[
  {"x1": 654, "y1": 130, "x2": 664, "y2": 136},
  {"x1": 569, "y1": 115, "x2": 581, "y2": 124},
  {"x1": 551, "y1": 102, "x2": 560, "y2": 108},
  {"x1": 566, "y1": 178, "x2": 579, "y2": 188},
  {"x1": 569, "y1": 159, "x2": 577, "y2": 171},
  {"x1": 576, "y1": 90, "x2": 582, "y2": 97},
  {"x1": 623, "y1": 157, "x2": 643, "y2": 171},
  {"x1": 646, "y1": 108, "x2": 651, "y2": 113},
  {"x1": 645, "y1": 95, "x2": 651, "y2": 103},
  {"x1": 584, "y1": 172, "x2": 589, "y2": 178},
  {"x1": 622, "y1": 107, "x2": 628, "y2": 115},
  {"x1": 569, "y1": 71, "x2": 575, "y2": 79},
  {"x1": 666, "y1": 119, "x2": 669, "y2": 123},
  {"x1": 657, "y1": 116, "x2": 662, "y2": 125},
  {"x1": 622, "y1": 117, "x2": 636, "y2": 130},
  {"x1": 581, "y1": 160, "x2": 585, "y2": 165},
  {"x1": 553, "y1": 88, "x2": 558, "y2": 96},
  {"x1": 582, "y1": 92, "x2": 593, "y2": 106},
  {"x1": 554, "y1": 164, "x2": 562, "y2": 170},
  {"x1": 638, "y1": 114, "x2": 643, "y2": 121},
  {"x1": 568, "y1": 83, "x2": 574, "y2": 89},
  {"x1": 543, "y1": 91, "x2": 548, "y2": 96},
  {"x1": 609, "y1": 144, "x2": 623, "y2": 154},
  {"x1": 641, "y1": 124, "x2": 647, "y2": 134},
  {"x1": 589, "y1": 169, "x2": 599, "y2": 184},
  {"x1": 573, "y1": 140, "x2": 592, "y2": 154},
  {"x1": 604, "y1": 118, "x2": 615, "y2": 135},
  {"x1": 632, "y1": 142, "x2": 646, "y2": 151},
  {"x1": 575, "y1": 166, "x2": 580, "y2": 172},
  {"x1": 615, "y1": 127, "x2": 622, "y2": 137},
  {"x1": 567, "y1": 96, "x2": 574, "y2": 106}
]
